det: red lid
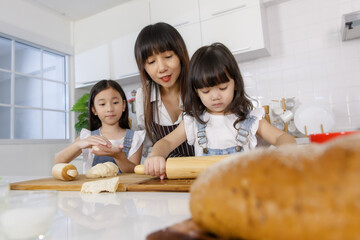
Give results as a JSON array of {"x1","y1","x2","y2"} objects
[{"x1": 309, "y1": 131, "x2": 360, "y2": 143}]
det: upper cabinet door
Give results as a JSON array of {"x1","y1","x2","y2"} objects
[
  {"x1": 111, "y1": 31, "x2": 140, "y2": 80},
  {"x1": 200, "y1": 2, "x2": 270, "y2": 62},
  {"x1": 150, "y1": 0, "x2": 200, "y2": 27},
  {"x1": 74, "y1": 44, "x2": 110, "y2": 88},
  {"x1": 199, "y1": 0, "x2": 257, "y2": 21},
  {"x1": 176, "y1": 24, "x2": 202, "y2": 58}
]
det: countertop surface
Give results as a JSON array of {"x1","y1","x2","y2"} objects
[{"x1": 0, "y1": 176, "x2": 191, "y2": 240}]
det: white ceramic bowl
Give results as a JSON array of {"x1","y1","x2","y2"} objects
[
  {"x1": 294, "y1": 104, "x2": 335, "y2": 135},
  {"x1": 0, "y1": 191, "x2": 58, "y2": 239},
  {"x1": 0, "y1": 180, "x2": 10, "y2": 198}
]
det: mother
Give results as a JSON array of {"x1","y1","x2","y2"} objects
[{"x1": 134, "y1": 22, "x2": 194, "y2": 164}]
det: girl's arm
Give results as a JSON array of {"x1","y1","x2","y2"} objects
[
  {"x1": 145, "y1": 120, "x2": 187, "y2": 179},
  {"x1": 54, "y1": 137, "x2": 82, "y2": 164},
  {"x1": 256, "y1": 119, "x2": 296, "y2": 146},
  {"x1": 112, "y1": 145, "x2": 143, "y2": 173},
  {"x1": 54, "y1": 135, "x2": 112, "y2": 164}
]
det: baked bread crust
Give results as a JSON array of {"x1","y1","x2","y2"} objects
[{"x1": 190, "y1": 134, "x2": 360, "y2": 240}]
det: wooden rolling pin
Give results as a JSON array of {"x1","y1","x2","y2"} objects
[
  {"x1": 134, "y1": 155, "x2": 230, "y2": 179},
  {"x1": 52, "y1": 163, "x2": 78, "y2": 181}
]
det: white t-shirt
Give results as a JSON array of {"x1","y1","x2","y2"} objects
[
  {"x1": 135, "y1": 85, "x2": 184, "y2": 155},
  {"x1": 80, "y1": 128, "x2": 146, "y2": 171},
  {"x1": 184, "y1": 108, "x2": 265, "y2": 156}
]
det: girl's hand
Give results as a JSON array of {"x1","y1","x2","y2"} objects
[
  {"x1": 144, "y1": 156, "x2": 166, "y2": 180},
  {"x1": 77, "y1": 135, "x2": 112, "y2": 150},
  {"x1": 91, "y1": 144, "x2": 125, "y2": 158}
]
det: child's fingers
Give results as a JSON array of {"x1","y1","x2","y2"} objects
[
  {"x1": 90, "y1": 137, "x2": 113, "y2": 150},
  {"x1": 159, "y1": 159, "x2": 166, "y2": 177},
  {"x1": 144, "y1": 159, "x2": 153, "y2": 175},
  {"x1": 90, "y1": 135, "x2": 111, "y2": 147}
]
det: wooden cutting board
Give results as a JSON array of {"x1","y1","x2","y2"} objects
[{"x1": 10, "y1": 174, "x2": 195, "y2": 192}]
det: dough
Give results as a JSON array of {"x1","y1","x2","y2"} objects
[
  {"x1": 81, "y1": 177, "x2": 120, "y2": 194},
  {"x1": 190, "y1": 134, "x2": 360, "y2": 240},
  {"x1": 86, "y1": 162, "x2": 119, "y2": 178},
  {"x1": 52, "y1": 163, "x2": 78, "y2": 181}
]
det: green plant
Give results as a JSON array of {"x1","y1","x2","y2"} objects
[{"x1": 71, "y1": 93, "x2": 90, "y2": 133}]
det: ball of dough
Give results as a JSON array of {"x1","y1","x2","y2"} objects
[{"x1": 86, "y1": 162, "x2": 119, "y2": 178}]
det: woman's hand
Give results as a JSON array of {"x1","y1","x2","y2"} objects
[{"x1": 144, "y1": 156, "x2": 166, "y2": 180}]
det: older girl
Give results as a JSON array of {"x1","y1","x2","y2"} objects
[{"x1": 54, "y1": 80, "x2": 145, "y2": 173}]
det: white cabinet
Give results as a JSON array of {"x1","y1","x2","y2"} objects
[
  {"x1": 149, "y1": 0, "x2": 202, "y2": 58},
  {"x1": 176, "y1": 23, "x2": 202, "y2": 57},
  {"x1": 74, "y1": 0, "x2": 270, "y2": 89},
  {"x1": 150, "y1": 0, "x2": 199, "y2": 26},
  {"x1": 199, "y1": 0, "x2": 257, "y2": 21},
  {"x1": 111, "y1": 31, "x2": 139, "y2": 80},
  {"x1": 74, "y1": 44, "x2": 110, "y2": 88},
  {"x1": 110, "y1": 0, "x2": 150, "y2": 81},
  {"x1": 74, "y1": 0, "x2": 150, "y2": 88},
  {"x1": 199, "y1": 0, "x2": 270, "y2": 62}
]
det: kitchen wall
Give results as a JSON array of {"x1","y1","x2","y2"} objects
[
  {"x1": 0, "y1": 0, "x2": 73, "y2": 54},
  {"x1": 240, "y1": 0, "x2": 360, "y2": 132},
  {"x1": 0, "y1": 0, "x2": 73, "y2": 176}
]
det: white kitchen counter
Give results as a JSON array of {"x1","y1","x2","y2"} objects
[{"x1": 0, "y1": 176, "x2": 191, "y2": 240}]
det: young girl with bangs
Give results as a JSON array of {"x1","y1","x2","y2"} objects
[
  {"x1": 54, "y1": 80, "x2": 145, "y2": 173},
  {"x1": 134, "y1": 22, "x2": 194, "y2": 159},
  {"x1": 145, "y1": 43, "x2": 296, "y2": 179}
]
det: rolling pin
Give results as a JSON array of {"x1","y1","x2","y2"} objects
[
  {"x1": 134, "y1": 155, "x2": 230, "y2": 179},
  {"x1": 52, "y1": 163, "x2": 78, "y2": 181}
]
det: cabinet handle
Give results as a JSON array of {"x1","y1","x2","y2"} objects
[
  {"x1": 232, "y1": 46, "x2": 251, "y2": 54},
  {"x1": 212, "y1": 4, "x2": 247, "y2": 16},
  {"x1": 118, "y1": 72, "x2": 139, "y2": 79},
  {"x1": 82, "y1": 80, "x2": 100, "y2": 85},
  {"x1": 173, "y1": 21, "x2": 190, "y2": 28}
]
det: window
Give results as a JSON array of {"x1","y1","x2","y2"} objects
[{"x1": 0, "y1": 35, "x2": 69, "y2": 141}]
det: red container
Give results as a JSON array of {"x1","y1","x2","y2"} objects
[{"x1": 309, "y1": 131, "x2": 360, "y2": 143}]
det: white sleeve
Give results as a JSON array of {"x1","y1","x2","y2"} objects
[
  {"x1": 248, "y1": 108, "x2": 265, "y2": 149},
  {"x1": 135, "y1": 87, "x2": 145, "y2": 131},
  {"x1": 135, "y1": 87, "x2": 153, "y2": 157},
  {"x1": 127, "y1": 130, "x2": 146, "y2": 159},
  {"x1": 184, "y1": 115, "x2": 196, "y2": 146},
  {"x1": 80, "y1": 128, "x2": 94, "y2": 172}
]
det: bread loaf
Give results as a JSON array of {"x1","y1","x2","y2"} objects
[
  {"x1": 81, "y1": 177, "x2": 120, "y2": 193},
  {"x1": 86, "y1": 162, "x2": 119, "y2": 178},
  {"x1": 190, "y1": 134, "x2": 360, "y2": 240}
]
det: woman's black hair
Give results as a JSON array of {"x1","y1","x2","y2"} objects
[
  {"x1": 184, "y1": 42, "x2": 253, "y2": 128},
  {"x1": 88, "y1": 80, "x2": 130, "y2": 131}
]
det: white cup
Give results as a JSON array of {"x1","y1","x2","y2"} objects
[
  {"x1": 288, "y1": 120, "x2": 297, "y2": 133},
  {"x1": 280, "y1": 110, "x2": 294, "y2": 123},
  {"x1": 272, "y1": 107, "x2": 284, "y2": 116}
]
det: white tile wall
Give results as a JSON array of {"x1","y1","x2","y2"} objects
[{"x1": 240, "y1": 0, "x2": 360, "y2": 132}]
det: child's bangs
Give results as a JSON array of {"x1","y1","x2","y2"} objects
[{"x1": 193, "y1": 64, "x2": 230, "y2": 89}]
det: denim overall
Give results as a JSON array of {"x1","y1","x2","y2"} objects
[
  {"x1": 196, "y1": 115, "x2": 256, "y2": 156},
  {"x1": 91, "y1": 129, "x2": 134, "y2": 173}
]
